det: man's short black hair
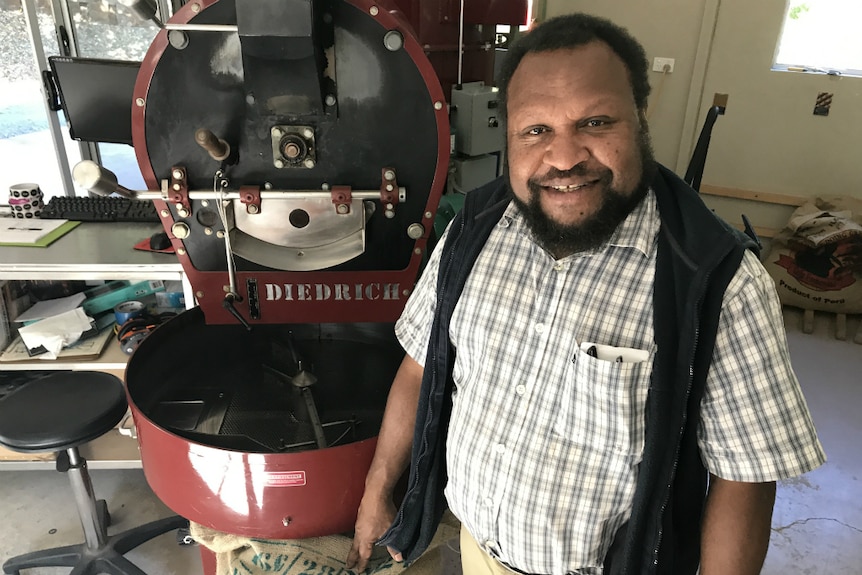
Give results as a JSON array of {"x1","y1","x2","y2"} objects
[{"x1": 497, "y1": 13, "x2": 651, "y2": 121}]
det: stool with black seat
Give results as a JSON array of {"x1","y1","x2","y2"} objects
[{"x1": 0, "y1": 371, "x2": 187, "y2": 575}]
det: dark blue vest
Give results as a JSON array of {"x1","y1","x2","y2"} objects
[{"x1": 380, "y1": 164, "x2": 757, "y2": 574}]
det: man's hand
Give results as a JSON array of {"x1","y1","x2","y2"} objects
[
  {"x1": 345, "y1": 356, "x2": 423, "y2": 572},
  {"x1": 346, "y1": 493, "x2": 402, "y2": 572}
]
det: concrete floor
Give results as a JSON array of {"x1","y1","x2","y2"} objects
[
  {"x1": 0, "y1": 468, "x2": 201, "y2": 575},
  {"x1": 762, "y1": 308, "x2": 862, "y2": 575},
  {"x1": 0, "y1": 307, "x2": 860, "y2": 574}
]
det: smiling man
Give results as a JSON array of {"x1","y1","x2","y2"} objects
[
  {"x1": 348, "y1": 13, "x2": 825, "y2": 575},
  {"x1": 506, "y1": 41, "x2": 655, "y2": 258}
]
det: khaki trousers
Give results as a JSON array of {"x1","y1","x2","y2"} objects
[{"x1": 459, "y1": 525, "x2": 520, "y2": 574}]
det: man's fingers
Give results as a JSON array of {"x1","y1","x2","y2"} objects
[
  {"x1": 348, "y1": 557, "x2": 367, "y2": 572},
  {"x1": 387, "y1": 546, "x2": 403, "y2": 563},
  {"x1": 347, "y1": 542, "x2": 402, "y2": 572},
  {"x1": 346, "y1": 541, "x2": 371, "y2": 572},
  {"x1": 345, "y1": 546, "x2": 359, "y2": 569}
]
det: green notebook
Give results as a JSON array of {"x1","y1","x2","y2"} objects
[{"x1": 0, "y1": 220, "x2": 81, "y2": 247}]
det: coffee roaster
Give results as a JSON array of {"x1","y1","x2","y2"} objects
[{"x1": 74, "y1": 0, "x2": 525, "y2": 547}]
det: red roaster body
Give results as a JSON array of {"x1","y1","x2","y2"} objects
[{"x1": 123, "y1": 0, "x2": 526, "y2": 557}]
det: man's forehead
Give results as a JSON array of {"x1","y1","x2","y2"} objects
[
  {"x1": 515, "y1": 42, "x2": 628, "y2": 78},
  {"x1": 507, "y1": 43, "x2": 637, "y2": 109}
]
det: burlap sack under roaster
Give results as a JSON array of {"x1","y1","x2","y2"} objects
[
  {"x1": 763, "y1": 196, "x2": 862, "y2": 314},
  {"x1": 190, "y1": 510, "x2": 460, "y2": 575}
]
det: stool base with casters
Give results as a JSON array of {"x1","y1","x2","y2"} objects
[{"x1": 0, "y1": 371, "x2": 188, "y2": 575}]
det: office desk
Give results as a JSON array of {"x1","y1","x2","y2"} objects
[
  {"x1": 1, "y1": 222, "x2": 185, "y2": 282},
  {"x1": 0, "y1": 221, "x2": 190, "y2": 469}
]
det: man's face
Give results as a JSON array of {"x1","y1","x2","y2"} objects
[{"x1": 505, "y1": 42, "x2": 654, "y2": 255}]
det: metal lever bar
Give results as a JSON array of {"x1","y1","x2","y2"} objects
[
  {"x1": 165, "y1": 23, "x2": 238, "y2": 32},
  {"x1": 154, "y1": 181, "x2": 406, "y2": 202},
  {"x1": 222, "y1": 293, "x2": 251, "y2": 331},
  {"x1": 71, "y1": 161, "x2": 406, "y2": 202}
]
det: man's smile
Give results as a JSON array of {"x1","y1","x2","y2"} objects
[{"x1": 546, "y1": 180, "x2": 601, "y2": 192}]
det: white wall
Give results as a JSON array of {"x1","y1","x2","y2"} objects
[
  {"x1": 543, "y1": 0, "x2": 711, "y2": 169},
  {"x1": 697, "y1": 0, "x2": 862, "y2": 230},
  {"x1": 542, "y1": 0, "x2": 862, "y2": 233}
]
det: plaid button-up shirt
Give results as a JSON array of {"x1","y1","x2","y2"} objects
[{"x1": 396, "y1": 190, "x2": 825, "y2": 575}]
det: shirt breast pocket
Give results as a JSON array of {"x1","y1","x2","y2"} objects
[{"x1": 553, "y1": 344, "x2": 653, "y2": 460}]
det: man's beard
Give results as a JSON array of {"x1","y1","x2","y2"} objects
[{"x1": 509, "y1": 129, "x2": 656, "y2": 258}]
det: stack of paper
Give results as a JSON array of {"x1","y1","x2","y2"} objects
[
  {"x1": 17, "y1": 308, "x2": 94, "y2": 359},
  {"x1": 14, "y1": 292, "x2": 86, "y2": 324},
  {"x1": 8, "y1": 293, "x2": 98, "y2": 360}
]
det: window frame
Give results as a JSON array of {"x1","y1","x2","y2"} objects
[{"x1": 772, "y1": 0, "x2": 862, "y2": 79}]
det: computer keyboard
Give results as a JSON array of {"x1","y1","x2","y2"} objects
[{"x1": 40, "y1": 195, "x2": 160, "y2": 223}]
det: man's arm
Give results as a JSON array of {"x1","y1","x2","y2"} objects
[
  {"x1": 700, "y1": 474, "x2": 776, "y2": 575},
  {"x1": 346, "y1": 354, "x2": 424, "y2": 572}
]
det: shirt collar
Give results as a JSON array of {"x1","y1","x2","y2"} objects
[
  {"x1": 503, "y1": 188, "x2": 659, "y2": 259},
  {"x1": 608, "y1": 188, "x2": 658, "y2": 257}
]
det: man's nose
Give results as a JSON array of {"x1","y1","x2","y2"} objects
[{"x1": 543, "y1": 132, "x2": 590, "y2": 171}]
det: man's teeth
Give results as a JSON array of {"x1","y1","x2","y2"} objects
[{"x1": 550, "y1": 183, "x2": 589, "y2": 192}]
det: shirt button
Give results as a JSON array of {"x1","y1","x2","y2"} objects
[
  {"x1": 494, "y1": 443, "x2": 506, "y2": 454},
  {"x1": 515, "y1": 384, "x2": 526, "y2": 396},
  {"x1": 498, "y1": 217, "x2": 510, "y2": 228},
  {"x1": 534, "y1": 323, "x2": 546, "y2": 334},
  {"x1": 484, "y1": 498, "x2": 494, "y2": 508},
  {"x1": 553, "y1": 262, "x2": 564, "y2": 271}
]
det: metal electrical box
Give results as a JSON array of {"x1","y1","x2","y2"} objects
[
  {"x1": 449, "y1": 154, "x2": 499, "y2": 193},
  {"x1": 451, "y1": 82, "x2": 504, "y2": 156}
]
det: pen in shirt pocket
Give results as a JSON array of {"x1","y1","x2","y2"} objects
[
  {"x1": 574, "y1": 342, "x2": 652, "y2": 363},
  {"x1": 571, "y1": 345, "x2": 598, "y2": 363}
]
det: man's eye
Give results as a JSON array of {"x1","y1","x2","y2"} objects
[
  {"x1": 526, "y1": 126, "x2": 548, "y2": 136},
  {"x1": 584, "y1": 118, "x2": 615, "y2": 128}
]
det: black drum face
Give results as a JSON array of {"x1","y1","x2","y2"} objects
[{"x1": 137, "y1": 0, "x2": 442, "y2": 274}]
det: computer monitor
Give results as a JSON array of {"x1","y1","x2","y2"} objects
[{"x1": 47, "y1": 56, "x2": 140, "y2": 145}]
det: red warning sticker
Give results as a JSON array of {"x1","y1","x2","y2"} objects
[{"x1": 264, "y1": 471, "x2": 307, "y2": 487}]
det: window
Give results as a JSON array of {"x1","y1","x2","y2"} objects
[
  {"x1": 1, "y1": 0, "x2": 164, "y2": 203},
  {"x1": 62, "y1": 0, "x2": 163, "y2": 193},
  {"x1": 774, "y1": 0, "x2": 862, "y2": 76},
  {"x1": 0, "y1": 1, "x2": 63, "y2": 199}
]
